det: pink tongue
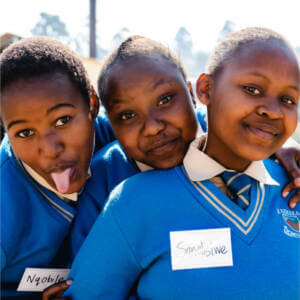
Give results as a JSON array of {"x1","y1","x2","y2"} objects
[{"x1": 51, "y1": 168, "x2": 72, "y2": 193}]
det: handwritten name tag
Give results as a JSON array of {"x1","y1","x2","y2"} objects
[
  {"x1": 170, "y1": 228, "x2": 233, "y2": 270},
  {"x1": 17, "y1": 268, "x2": 70, "y2": 292}
]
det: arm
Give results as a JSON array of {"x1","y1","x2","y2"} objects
[
  {"x1": 64, "y1": 206, "x2": 141, "y2": 300},
  {"x1": 275, "y1": 138, "x2": 300, "y2": 209}
]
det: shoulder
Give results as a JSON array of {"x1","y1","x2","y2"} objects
[
  {"x1": 94, "y1": 140, "x2": 128, "y2": 165},
  {"x1": 0, "y1": 136, "x2": 14, "y2": 168},
  {"x1": 106, "y1": 167, "x2": 182, "y2": 214},
  {"x1": 91, "y1": 140, "x2": 135, "y2": 176},
  {"x1": 87, "y1": 141, "x2": 138, "y2": 201},
  {"x1": 0, "y1": 138, "x2": 25, "y2": 188},
  {"x1": 0, "y1": 138, "x2": 43, "y2": 212},
  {"x1": 93, "y1": 107, "x2": 116, "y2": 151},
  {"x1": 263, "y1": 158, "x2": 298, "y2": 208},
  {"x1": 263, "y1": 158, "x2": 290, "y2": 187}
]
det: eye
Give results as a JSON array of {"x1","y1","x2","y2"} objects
[
  {"x1": 158, "y1": 95, "x2": 173, "y2": 106},
  {"x1": 55, "y1": 116, "x2": 72, "y2": 127},
  {"x1": 280, "y1": 95, "x2": 296, "y2": 105},
  {"x1": 16, "y1": 129, "x2": 34, "y2": 138},
  {"x1": 243, "y1": 86, "x2": 262, "y2": 96},
  {"x1": 119, "y1": 111, "x2": 136, "y2": 121}
]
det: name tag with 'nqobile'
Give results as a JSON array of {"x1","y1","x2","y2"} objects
[{"x1": 17, "y1": 268, "x2": 70, "y2": 292}]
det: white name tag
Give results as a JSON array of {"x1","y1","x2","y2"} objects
[
  {"x1": 17, "y1": 268, "x2": 70, "y2": 292},
  {"x1": 170, "y1": 228, "x2": 233, "y2": 270}
]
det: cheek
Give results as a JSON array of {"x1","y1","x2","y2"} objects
[
  {"x1": 10, "y1": 140, "x2": 38, "y2": 166},
  {"x1": 115, "y1": 128, "x2": 139, "y2": 153},
  {"x1": 284, "y1": 111, "x2": 298, "y2": 136},
  {"x1": 73, "y1": 118, "x2": 94, "y2": 145},
  {"x1": 171, "y1": 104, "x2": 198, "y2": 138}
]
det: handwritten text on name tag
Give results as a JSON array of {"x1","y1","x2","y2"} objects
[
  {"x1": 170, "y1": 228, "x2": 233, "y2": 270},
  {"x1": 17, "y1": 268, "x2": 70, "y2": 292}
]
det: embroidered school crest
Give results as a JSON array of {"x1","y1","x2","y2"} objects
[
  {"x1": 277, "y1": 209, "x2": 300, "y2": 238},
  {"x1": 283, "y1": 215, "x2": 300, "y2": 232}
]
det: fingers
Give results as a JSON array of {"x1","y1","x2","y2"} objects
[
  {"x1": 282, "y1": 178, "x2": 300, "y2": 209},
  {"x1": 42, "y1": 280, "x2": 72, "y2": 300},
  {"x1": 288, "y1": 190, "x2": 300, "y2": 209},
  {"x1": 276, "y1": 147, "x2": 300, "y2": 205},
  {"x1": 275, "y1": 147, "x2": 300, "y2": 179}
]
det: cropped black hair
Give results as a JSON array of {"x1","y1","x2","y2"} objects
[
  {"x1": 206, "y1": 27, "x2": 297, "y2": 79},
  {"x1": 0, "y1": 36, "x2": 92, "y2": 106},
  {"x1": 97, "y1": 35, "x2": 187, "y2": 108}
]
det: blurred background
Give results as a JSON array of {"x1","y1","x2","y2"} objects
[{"x1": 1, "y1": 0, "x2": 300, "y2": 141}]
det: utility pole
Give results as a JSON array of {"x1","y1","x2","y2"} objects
[{"x1": 89, "y1": 0, "x2": 96, "y2": 58}]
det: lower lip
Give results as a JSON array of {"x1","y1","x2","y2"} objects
[{"x1": 147, "y1": 139, "x2": 178, "y2": 156}]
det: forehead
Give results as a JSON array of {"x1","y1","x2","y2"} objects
[
  {"x1": 1, "y1": 73, "x2": 86, "y2": 121},
  {"x1": 224, "y1": 41, "x2": 300, "y2": 81},
  {"x1": 106, "y1": 56, "x2": 185, "y2": 95}
]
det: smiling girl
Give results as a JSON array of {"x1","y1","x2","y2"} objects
[{"x1": 64, "y1": 28, "x2": 300, "y2": 300}]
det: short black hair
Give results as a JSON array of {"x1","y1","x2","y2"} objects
[
  {"x1": 0, "y1": 36, "x2": 92, "y2": 106},
  {"x1": 97, "y1": 35, "x2": 187, "y2": 108},
  {"x1": 205, "y1": 27, "x2": 297, "y2": 79}
]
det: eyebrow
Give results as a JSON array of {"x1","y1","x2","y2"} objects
[
  {"x1": 152, "y1": 78, "x2": 175, "y2": 90},
  {"x1": 107, "y1": 98, "x2": 126, "y2": 111},
  {"x1": 244, "y1": 72, "x2": 299, "y2": 92},
  {"x1": 7, "y1": 120, "x2": 26, "y2": 130},
  {"x1": 7, "y1": 103, "x2": 76, "y2": 130},
  {"x1": 243, "y1": 72, "x2": 270, "y2": 81},
  {"x1": 46, "y1": 103, "x2": 75, "y2": 115}
]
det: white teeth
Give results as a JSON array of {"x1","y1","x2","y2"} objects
[{"x1": 50, "y1": 168, "x2": 72, "y2": 193}]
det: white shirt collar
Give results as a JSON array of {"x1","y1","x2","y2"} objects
[
  {"x1": 22, "y1": 161, "x2": 80, "y2": 201},
  {"x1": 183, "y1": 135, "x2": 279, "y2": 186},
  {"x1": 135, "y1": 160, "x2": 153, "y2": 172},
  {"x1": 282, "y1": 137, "x2": 299, "y2": 148}
]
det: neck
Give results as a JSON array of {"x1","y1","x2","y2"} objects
[{"x1": 204, "y1": 135, "x2": 251, "y2": 172}]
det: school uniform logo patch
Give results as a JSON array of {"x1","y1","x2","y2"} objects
[
  {"x1": 283, "y1": 215, "x2": 300, "y2": 232},
  {"x1": 277, "y1": 209, "x2": 300, "y2": 238}
]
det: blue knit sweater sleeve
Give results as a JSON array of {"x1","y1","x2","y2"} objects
[
  {"x1": 93, "y1": 107, "x2": 116, "y2": 152},
  {"x1": 65, "y1": 199, "x2": 142, "y2": 300}
]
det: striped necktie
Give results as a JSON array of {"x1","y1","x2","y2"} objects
[{"x1": 220, "y1": 171, "x2": 254, "y2": 210}]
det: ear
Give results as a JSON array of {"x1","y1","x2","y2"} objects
[
  {"x1": 196, "y1": 73, "x2": 212, "y2": 106},
  {"x1": 187, "y1": 81, "x2": 197, "y2": 108},
  {"x1": 89, "y1": 86, "x2": 100, "y2": 120}
]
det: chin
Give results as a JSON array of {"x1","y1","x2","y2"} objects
[
  {"x1": 67, "y1": 180, "x2": 85, "y2": 194},
  {"x1": 239, "y1": 149, "x2": 274, "y2": 163},
  {"x1": 153, "y1": 156, "x2": 183, "y2": 170}
]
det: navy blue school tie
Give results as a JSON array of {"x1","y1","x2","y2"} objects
[{"x1": 220, "y1": 171, "x2": 254, "y2": 210}]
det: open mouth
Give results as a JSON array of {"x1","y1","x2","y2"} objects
[{"x1": 49, "y1": 165, "x2": 76, "y2": 194}]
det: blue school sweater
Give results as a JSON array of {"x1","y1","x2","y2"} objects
[
  {"x1": 0, "y1": 106, "x2": 207, "y2": 299},
  {"x1": 69, "y1": 106, "x2": 208, "y2": 257},
  {"x1": 65, "y1": 159, "x2": 300, "y2": 300},
  {"x1": 93, "y1": 107, "x2": 116, "y2": 152},
  {"x1": 69, "y1": 141, "x2": 138, "y2": 260}
]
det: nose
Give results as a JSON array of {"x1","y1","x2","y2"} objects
[
  {"x1": 142, "y1": 113, "x2": 165, "y2": 137},
  {"x1": 256, "y1": 98, "x2": 283, "y2": 120},
  {"x1": 38, "y1": 133, "x2": 64, "y2": 158}
]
